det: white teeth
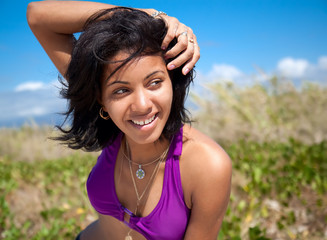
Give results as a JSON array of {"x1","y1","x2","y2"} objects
[{"x1": 132, "y1": 115, "x2": 155, "y2": 126}]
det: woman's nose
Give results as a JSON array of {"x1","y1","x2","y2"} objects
[{"x1": 130, "y1": 89, "x2": 152, "y2": 113}]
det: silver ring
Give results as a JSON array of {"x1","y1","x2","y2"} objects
[
  {"x1": 179, "y1": 31, "x2": 188, "y2": 37},
  {"x1": 151, "y1": 11, "x2": 167, "y2": 18}
]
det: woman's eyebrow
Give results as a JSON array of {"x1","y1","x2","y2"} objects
[
  {"x1": 107, "y1": 80, "x2": 130, "y2": 87},
  {"x1": 144, "y1": 70, "x2": 165, "y2": 80}
]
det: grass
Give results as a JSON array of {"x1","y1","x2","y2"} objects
[
  {"x1": 1, "y1": 77, "x2": 326, "y2": 239},
  {"x1": 192, "y1": 77, "x2": 327, "y2": 145},
  {"x1": 220, "y1": 140, "x2": 327, "y2": 239},
  {"x1": 0, "y1": 152, "x2": 96, "y2": 239}
]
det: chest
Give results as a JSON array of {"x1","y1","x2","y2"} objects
[
  {"x1": 114, "y1": 151, "x2": 166, "y2": 218},
  {"x1": 114, "y1": 147, "x2": 193, "y2": 213}
]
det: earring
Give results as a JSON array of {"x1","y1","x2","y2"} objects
[{"x1": 99, "y1": 107, "x2": 110, "y2": 120}]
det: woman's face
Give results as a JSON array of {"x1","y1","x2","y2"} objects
[{"x1": 101, "y1": 52, "x2": 173, "y2": 145}]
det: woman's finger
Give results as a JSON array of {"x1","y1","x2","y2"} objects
[
  {"x1": 165, "y1": 25, "x2": 192, "y2": 58},
  {"x1": 161, "y1": 16, "x2": 179, "y2": 50},
  {"x1": 168, "y1": 35, "x2": 199, "y2": 74},
  {"x1": 167, "y1": 31, "x2": 200, "y2": 75},
  {"x1": 181, "y1": 35, "x2": 200, "y2": 75},
  {"x1": 157, "y1": 14, "x2": 200, "y2": 74}
]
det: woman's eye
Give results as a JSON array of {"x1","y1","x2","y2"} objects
[
  {"x1": 149, "y1": 79, "x2": 162, "y2": 87},
  {"x1": 114, "y1": 88, "x2": 128, "y2": 94}
]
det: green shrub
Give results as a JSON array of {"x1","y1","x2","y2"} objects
[{"x1": 193, "y1": 78, "x2": 327, "y2": 145}]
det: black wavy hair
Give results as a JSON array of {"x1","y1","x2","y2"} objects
[{"x1": 55, "y1": 7, "x2": 194, "y2": 151}]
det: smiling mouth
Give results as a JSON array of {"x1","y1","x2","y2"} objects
[{"x1": 131, "y1": 114, "x2": 157, "y2": 126}]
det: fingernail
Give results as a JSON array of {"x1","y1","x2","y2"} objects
[
  {"x1": 168, "y1": 64, "x2": 175, "y2": 70},
  {"x1": 162, "y1": 46, "x2": 166, "y2": 50},
  {"x1": 183, "y1": 68, "x2": 190, "y2": 75}
]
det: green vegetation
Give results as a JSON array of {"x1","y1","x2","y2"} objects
[
  {"x1": 193, "y1": 77, "x2": 327, "y2": 145},
  {"x1": 219, "y1": 140, "x2": 327, "y2": 239},
  {"x1": 1, "y1": 78, "x2": 326, "y2": 239},
  {"x1": 0, "y1": 153, "x2": 96, "y2": 240}
]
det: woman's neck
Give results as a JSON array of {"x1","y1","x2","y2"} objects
[{"x1": 124, "y1": 136, "x2": 170, "y2": 165}]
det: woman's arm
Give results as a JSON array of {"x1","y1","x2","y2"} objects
[
  {"x1": 27, "y1": 1, "x2": 110, "y2": 76},
  {"x1": 26, "y1": 1, "x2": 199, "y2": 76},
  {"x1": 182, "y1": 131, "x2": 232, "y2": 239}
]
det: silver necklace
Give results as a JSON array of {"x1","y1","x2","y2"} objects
[
  {"x1": 123, "y1": 139, "x2": 168, "y2": 240},
  {"x1": 125, "y1": 156, "x2": 163, "y2": 240},
  {"x1": 123, "y1": 140, "x2": 169, "y2": 180}
]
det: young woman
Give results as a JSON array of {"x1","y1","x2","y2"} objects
[{"x1": 27, "y1": 1, "x2": 232, "y2": 240}]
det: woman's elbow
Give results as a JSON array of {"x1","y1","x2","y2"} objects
[{"x1": 26, "y1": 2, "x2": 43, "y2": 29}]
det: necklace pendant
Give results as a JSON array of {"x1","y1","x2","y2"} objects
[{"x1": 136, "y1": 165, "x2": 145, "y2": 179}]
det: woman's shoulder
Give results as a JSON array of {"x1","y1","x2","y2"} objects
[
  {"x1": 181, "y1": 124, "x2": 231, "y2": 167},
  {"x1": 180, "y1": 125, "x2": 232, "y2": 208}
]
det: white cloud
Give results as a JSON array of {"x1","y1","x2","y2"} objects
[
  {"x1": 318, "y1": 56, "x2": 327, "y2": 70},
  {"x1": 17, "y1": 107, "x2": 47, "y2": 117},
  {"x1": 194, "y1": 63, "x2": 257, "y2": 89},
  {"x1": 275, "y1": 56, "x2": 327, "y2": 83},
  {"x1": 15, "y1": 81, "x2": 46, "y2": 92},
  {"x1": 192, "y1": 64, "x2": 250, "y2": 98},
  {"x1": 0, "y1": 81, "x2": 66, "y2": 126},
  {"x1": 208, "y1": 64, "x2": 243, "y2": 80},
  {"x1": 277, "y1": 57, "x2": 309, "y2": 78}
]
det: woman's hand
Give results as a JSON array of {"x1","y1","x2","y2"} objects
[
  {"x1": 160, "y1": 15, "x2": 200, "y2": 75},
  {"x1": 144, "y1": 9, "x2": 200, "y2": 75}
]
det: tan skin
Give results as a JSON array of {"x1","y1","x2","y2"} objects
[{"x1": 27, "y1": 1, "x2": 231, "y2": 239}]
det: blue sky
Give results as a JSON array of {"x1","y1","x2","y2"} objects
[{"x1": 0, "y1": 0, "x2": 327, "y2": 126}]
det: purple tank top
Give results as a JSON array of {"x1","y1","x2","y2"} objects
[{"x1": 86, "y1": 127, "x2": 190, "y2": 240}]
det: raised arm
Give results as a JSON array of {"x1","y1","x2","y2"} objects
[
  {"x1": 26, "y1": 1, "x2": 199, "y2": 77},
  {"x1": 27, "y1": 1, "x2": 104, "y2": 76}
]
